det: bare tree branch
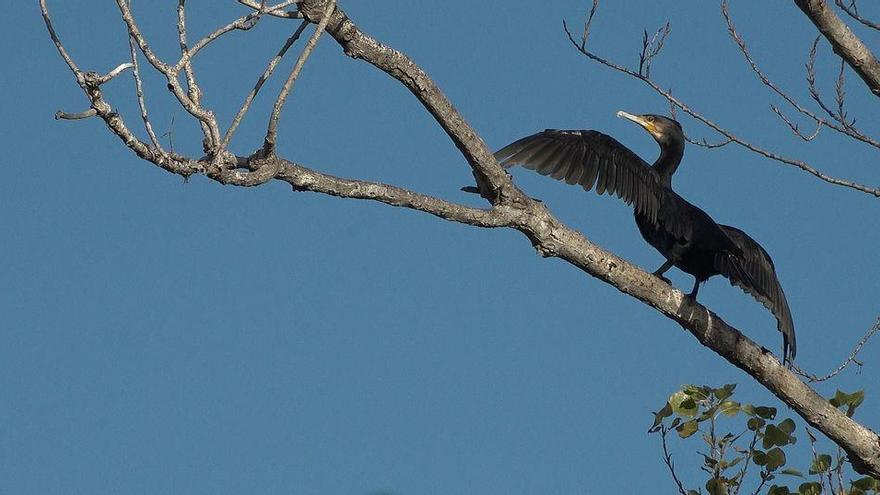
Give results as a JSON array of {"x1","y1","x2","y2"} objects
[
  {"x1": 771, "y1": 104, "x2": 823, "y2": 141},
  {"x1": 806, "y1": 38, "x2": 863, "y2": 135},
  {"x1": 264, "y1": 0, "x2": 334, "y2": 153},
  {"x1": 670, "y1": 104, "x2": 735, "y2": 148},
  {"x1": 238, "y1": 0, "x2": 304, "y2": 19},
  {"x1": 55, "y1": 108, "x2": 97, "y2": 121},
  {"x1": 561, "y1": 19, "x2": 880, "y2": 197},
  {"x1": 834, "y1": 0, "x2": 880, "y2": 31},
  {"x1": 723, "y1": 1, "x2": 880, "y2": 149},
  {"x1": 793, "y1": 0, "x2": 880, "y2": 97},
  {"x1": 793, "y1": 316, "x2": 880, "y2": 382},
  {"x1": 638, "y1": 22, "x2": 670, "y2": 78},
  {"x1": 223, "y1": 20, "x2": 310, "y2": 151},
  {"x1": 177, "y1": 0, "x2": 212, "y2": 152},
  {"x1": 578, "y1": 0, "x2": 599, "y2": 49},
  {"x1": 129, "y1": 37, "x2": 164, "y2": 152},
  {"x1": 175, "y1": 0, "x2": 300, "y2": 73},
  {"x1": 659, "y1": 426, "x2": 691, "y2": 495}
]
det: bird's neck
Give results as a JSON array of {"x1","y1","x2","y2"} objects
[{"x1": 652, "y1": 140, "x2": 685, "y2": 186}]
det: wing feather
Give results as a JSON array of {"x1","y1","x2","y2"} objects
[
  {"x1": 714, "y1": 225, "x2": 796, "y2": 363},
  {"x1": 497, "y1": 129, "x2": 662, "y2": 222}
]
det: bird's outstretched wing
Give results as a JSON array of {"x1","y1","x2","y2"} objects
[
  {"x1": 495, "y1": 129, "x2": 663, "y2": 223},
  {"x1": 714, "y1": 225, "x2": 796, "y2": 363}
]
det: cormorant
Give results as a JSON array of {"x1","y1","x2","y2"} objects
[{"x1": 494, "y1": 111, "x2": 795, "y2": 363}]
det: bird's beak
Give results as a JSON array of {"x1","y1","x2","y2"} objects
[{"x1": 617, "y1": 110, "x2": 655, "y2": 133}]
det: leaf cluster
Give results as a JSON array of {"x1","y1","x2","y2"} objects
[{"x1": 650, "y1": 385, "x2": 875, "y2": 495}]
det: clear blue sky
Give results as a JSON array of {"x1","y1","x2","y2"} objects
[{"x1": 4, "y1": 1, "x2": 879, "y2": 493}]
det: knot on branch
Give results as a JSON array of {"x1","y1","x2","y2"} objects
[
  {"x1": 216, "y1": 154, "x2": 282, "y2": 187},
  {"x1": 299, "y1": 0, "x2": 336, "y2": 22},
  {"x1": 83, "y1": 63, "x2": 134, "y2": 87}
]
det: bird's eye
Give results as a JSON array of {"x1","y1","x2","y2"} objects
[{"x1": 646, "y1": 116, "x2": 655, "y2": 123}]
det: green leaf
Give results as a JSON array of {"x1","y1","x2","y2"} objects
[
  {"x1": 683, "y1": 384, "x2": 711, "y2": 401},
  {"x1": 768, "y1": 485, "x2": 791, "y2": 495},
  {"x1": 741, "y1": 403, "x2": 756, "y2": 416},
  {"x1": 715, "y1": 384, "x2": 737, "y2": 401},
  {"x1": 849, "y1": 488, "x2": 866, "y2": 495},
  {"x1": 705, "y1": 477, "x2": 726, "y2": 495},
  {"x1": 669, "y1": 391, "x2": 699, "y2": 418},
  {"x1": 846, "y1": 390, "x2": 865, "y2": 417},
  {"x1": 809, "y1": 454, "x2": 832, "y2": 475},
  {"x1": 677, "y1": 419, "x2": 699, "y2": 439},
  {"x1": 798, "y1": 481, "x2": 822, "y2": 495},
  {"x1": 755, "y1": 406, "x2": 778, "y2": 419},
  {"x1": 766, "y1": 447, "x2": 787, "y2": 471},
  {"x1": 830, "y1": 390, "x2": 865, "y2": 417},
  {"x1": 781, "y1": 468, "x2": 804, "y2": 477},
  {"x1": 852, "y1": 477, "x2": 879, "y2": 491},
  {"x1": 649, "y1": 402, "x2": 673, "y2": 432},
  {"x1": 722, "y1": 456, "x2": 743, "y2": 470},
  {"x1": 779, "y1": 418, "x2": 796, "y2": 434},
  {"x1": 747, "y1": 417, "x2": 766, "y2": 431},
  {"x1": 719, "y1": 400, "x2": 740, "y2": 416},
  {"x1": 763, "y1": 424, "x2": 792, "y2": 449},
  {"x1": 753, "y1": 449, "x2": 767, "y2": 466}
]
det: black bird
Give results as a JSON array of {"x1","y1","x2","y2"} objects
[{"x1": 494, "y1": 111, "x2": 795, "y2": 363}]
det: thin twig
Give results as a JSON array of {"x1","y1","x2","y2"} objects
[
  {"x1": 750, "y1": 472, "x2": 769, "y2": 495},
  {"x1": 732, "y1": 430, "x2": 759, "y2": 495},
  {"x1": 39, "y1": 0, "x2": 84, "y2": 85},
  {"x1": 835, "y1": 59, "x2": 851, "y2": 129},
  {"x1": 177, "y1": 0, "x2": 212, "y2": 151},
  {"x1": 808, "y1": 37, "x2": 860, "y2": 133},
  {"x1": 222, "y1": 19, "x2": 309, "y2": 152},
  {"x1": 659, "y1": 426, "x2": 690, "y2": 495},
  {"x1": 723, "y1": 1, "x2": 880, "y2": 149},
  {"x1": 579, "y1": 0, "x2": 599, "y2": 50},
  {"x1": 638, "y1": 22, "x2": 670, "y2": 78},
  {"x1": 238, "y1": 0, "x2": 303, "y2": 19},
  {"x1": 264, "y1": 0, "x2": 336, "y2": 153},
  {"x1": 174, "y1": 0, "x2": 299, "y2": 73},
  {"x1": 793, "y1": 316, "x2": 880, "y2": 382},
  {"x1": 129, "y1": 36, "x2": 163, "y2": 151},
  {"x1": 834, "y1": 0, "x2": 880, "y2": 30},
  {"x1": 116, "y1": 0, "x2": 222, "y2": 153},
  {"x1": 561, "y1": 19, "x2": 880, "y2": 197},
  {"x1": 55, "y1": 109, "x2": 97, "y2": 120},
  {"x1": 671, "y1": 103, "x2": 735, "y2": 148},
  {"x1": 771, "y1": 104, "x2": 822, "y2": 141}
]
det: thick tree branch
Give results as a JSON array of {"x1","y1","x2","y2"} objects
[
  {"x1": 793, "y1": 0, "x2": 880, "y2": 96},
  {"x1": 297, "y1": 0, "x2": 524, "y2": 206}
]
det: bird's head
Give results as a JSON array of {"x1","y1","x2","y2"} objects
[{"x1": 616, "y1": 111, "x2": 683, "y2": 148}]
